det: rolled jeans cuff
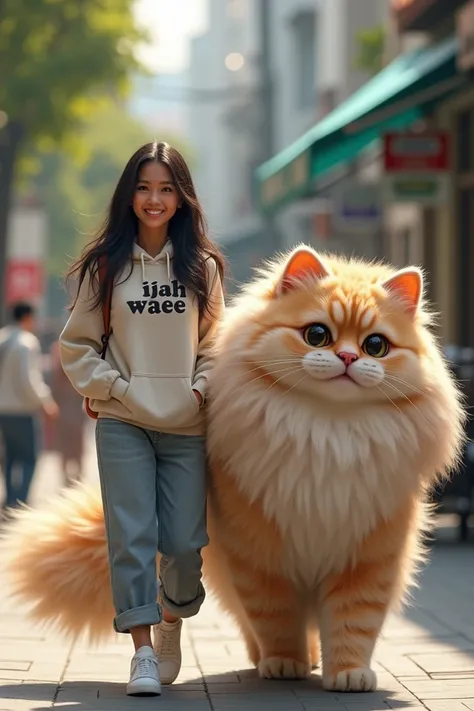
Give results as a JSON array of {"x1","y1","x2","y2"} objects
[
  {"x1": 160, "y1": 584, "x2": 206, "y2": 619},
  {"x1": 113, "y1": 602, "x2": 162, "y2": 634}
]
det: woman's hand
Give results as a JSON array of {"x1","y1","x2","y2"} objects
[{"x1": 193, "y1": 389, "x2": 203, "y2": 407}]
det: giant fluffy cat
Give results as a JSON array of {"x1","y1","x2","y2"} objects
[{"x1": 1, "y1": 246, "x2": 465, "y2": 692}]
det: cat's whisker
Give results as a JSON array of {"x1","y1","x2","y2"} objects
[
  {"x1": 281, "y1": 373, "x2": 310, "y2": 397},
  {"x1": 236, "y1": 360, "x2": 304, "y2": 377},
  {"x1": 383, "y1": 374, "x2": 430, "y2": 399},
  {"x1": 228, "y1": 357, "x2": 305, "y2": 367},
  {"x1": 382, "y1": 378, "x2": 423, "y2": 407},
  {"x1": 231, "y1": 365, "x2": 304, "y2": 395},
  {"x1": 382, "y1": 380, "x2": 435, "y2": 432},
  {"x1": 266, "y1": 366, "x2": 304, "y2": 391},
  {"x1": 375, "y1": 386, "x2": 404, "y2": 416},
  {"x1": 241, "y1": 355, "x2": 304, "y2": 362}
]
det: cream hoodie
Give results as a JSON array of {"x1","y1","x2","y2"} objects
[{"x1": 59, "y1": 242, "x2": 225, "y2": 435}]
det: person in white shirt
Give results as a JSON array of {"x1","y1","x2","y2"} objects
[{"x1": 0, "y1": 301, "x2": 58, "y2": 511}]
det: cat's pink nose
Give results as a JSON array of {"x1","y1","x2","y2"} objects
[{"x1": 337, "y1": 351, "x2": 358, "y2": 366}]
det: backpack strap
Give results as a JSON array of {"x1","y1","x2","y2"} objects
[
  {"x1": 98, "y1": 258, "x2": 113, "y2": 359},
  {"x1": 84, "y1": 258, "x2": 113, "y2": 419}
]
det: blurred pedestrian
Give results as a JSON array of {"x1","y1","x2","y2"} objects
[
  {"x1": 49, "y1": 340, "x2": 86, "y2": 486},
  {"x1": 0, "y1": 302, "x2": 58, "y2": 512},
  {"x1": 60, "y1": 142, "x2": 225, "y2": 696}
]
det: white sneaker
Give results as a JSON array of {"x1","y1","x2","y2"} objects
[
  {"x1": 153, "y1": 619, "x2": 182, "y2": 684},
  {"x1": 126, "y1": 646, "x2": 161, "y2": 696}
]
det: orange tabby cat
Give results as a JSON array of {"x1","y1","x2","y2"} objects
[
  {"x1": 1, "y1": 246, "x2": 465, "y2": 693},
  {"x1": 203, "y1": 246, "x2": 464, "y2": 691}
]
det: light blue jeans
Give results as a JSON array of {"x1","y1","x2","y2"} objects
[{"x1": 95, "y1": 418, "x2": 208, "y2": 634}]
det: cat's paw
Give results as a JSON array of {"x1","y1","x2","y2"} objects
[
  {"x1": 258, "y1": 656, "x2": 310, "y2": 680},
  {"x1": 323, "y1": 667, "x2": 377, "y2": 692}
]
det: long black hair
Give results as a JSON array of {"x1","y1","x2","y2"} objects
[{"x1": 67, "y1": 141, "x2": 226, "y2": 317}]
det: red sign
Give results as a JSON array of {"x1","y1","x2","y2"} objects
[
  {"x1": 383, "y1": 132, "x2": 450, "y2": 172},
  {"x1": 6, "y1": 260, "x2": 44, "y2": 304}
]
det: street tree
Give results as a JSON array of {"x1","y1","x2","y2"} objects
[
  {"x1": 354, "y1": 24, "x2": 386, "y2": 76},
  {"x1": 0, "y1": 0, "x2": 145, "y2": 321}
]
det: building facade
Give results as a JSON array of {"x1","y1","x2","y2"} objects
[
  {"x1": 187, "y1": 0, "x2": 260, "y2": 242},
  {"x1": 271, "y1": 0, "x2": 391, "y2": 256},
  {"x1": 187, "y1": 0, "x2": 391, "y2": 287}
]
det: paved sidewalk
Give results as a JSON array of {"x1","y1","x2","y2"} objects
[{"x1": 0, "y1": 433, "x2": 473, "y2": 710}]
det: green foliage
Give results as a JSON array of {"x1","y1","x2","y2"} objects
[
  {"x1": 354, "y1": 25, "x2": 386, "y2": 76},
  {"x1": 0, "y1": 0, "x2": 146, "y2": 142},
  {"x1": 23, "y1": 105, "x2": 192, "y2": 277}
]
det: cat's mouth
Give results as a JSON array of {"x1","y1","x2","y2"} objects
[{"x1": 331, "y1": 373, "x2": 355, "y2": 383}]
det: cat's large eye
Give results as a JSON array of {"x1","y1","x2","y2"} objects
[
  {"x1": 362, "y1": 334, "x2": 390, "y2": 358},
  {"x1": 303, "y1": 323, "x2": 332, "y2": 348}
]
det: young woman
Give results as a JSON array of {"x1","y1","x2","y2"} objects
[{"x1": 59, "y1": 141, "x2": 225, "y2": 696}]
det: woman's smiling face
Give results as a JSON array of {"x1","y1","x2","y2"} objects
[{"x1": 132, "y1": 160, "x2": 180, "y2": 231}]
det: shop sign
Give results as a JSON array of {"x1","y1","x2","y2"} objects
[
  {"x1": 6, "y1": 259, "x2": 44, "y2": 304},
  {"x1": 383, "y1": 172, "x2": 450, "y2": 204},
  {"x1": 383, "y1": 131, "x2": 450, "y2": 206},
  {"x1": 333, "y1": 179, "x2": 383, "y2": 233},
  {"x1": 383, "y1": 132, "x2": 450, "y2": 172}
]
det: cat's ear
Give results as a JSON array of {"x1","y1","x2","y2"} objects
[
  {"x1": 381, "y1": 268, "x2": 423, "y2": 315},
  {"x1": 276, "y1": 248, "x2": 331, "y2": 297}
]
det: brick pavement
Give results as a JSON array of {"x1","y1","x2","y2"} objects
[{"x1": 0, "y1": 428, "x2": 473, "y2": 710}]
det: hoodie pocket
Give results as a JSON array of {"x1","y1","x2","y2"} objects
[{"x1": 122, "y1": 373, "x2": 200, "y2": 427}]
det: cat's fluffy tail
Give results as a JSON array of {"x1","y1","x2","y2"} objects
[{"x1": 0, "y1": 484, "x2": 114, "y2": 644}]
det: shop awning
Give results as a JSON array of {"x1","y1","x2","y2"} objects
[{"x1": 256, "y1": 35, "x2": 464, "y2": 214}]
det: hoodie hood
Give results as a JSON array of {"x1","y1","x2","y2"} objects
[{"x1": 133, "y1": 240, "x2": 174, "y2": 283}]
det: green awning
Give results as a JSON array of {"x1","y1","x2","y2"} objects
[{"x1": 256, "y1": 35, "x2": 464, "y2": 214}]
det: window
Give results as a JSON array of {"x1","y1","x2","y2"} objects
[{"x1": 291, "y1": 10, "x2": 317, "y2": 110}]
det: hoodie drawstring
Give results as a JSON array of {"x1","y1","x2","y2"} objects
[
  {"x1": 140, "y1": 252, "x2": 146, "y2": 282},
  {"x1": 166, "y1": 251, "x2": 171, "y2": 283},
  {"x1": 138, "y1": 245, "x2": 171, "y2": 284}
]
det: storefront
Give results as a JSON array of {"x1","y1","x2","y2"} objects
[
  {"x1": 390, "y1": 0, "x2": 474, "y2": 348},
  {"x1": 428, "y1": 85, "x2": 474, "y2": 346},
  {"x1": 256, "y1": 33, "x2": 465, "y2": 216},
  {"x1": 255, "y1": 0, "x2": 474, "y2": 351},
  {"x1": 392, "y1": 0, "x2": 474, "y2": 534}
]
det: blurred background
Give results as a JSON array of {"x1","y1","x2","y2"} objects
[{"x1": 0, "y1": 0, "x2": 473, "y2": 539}]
